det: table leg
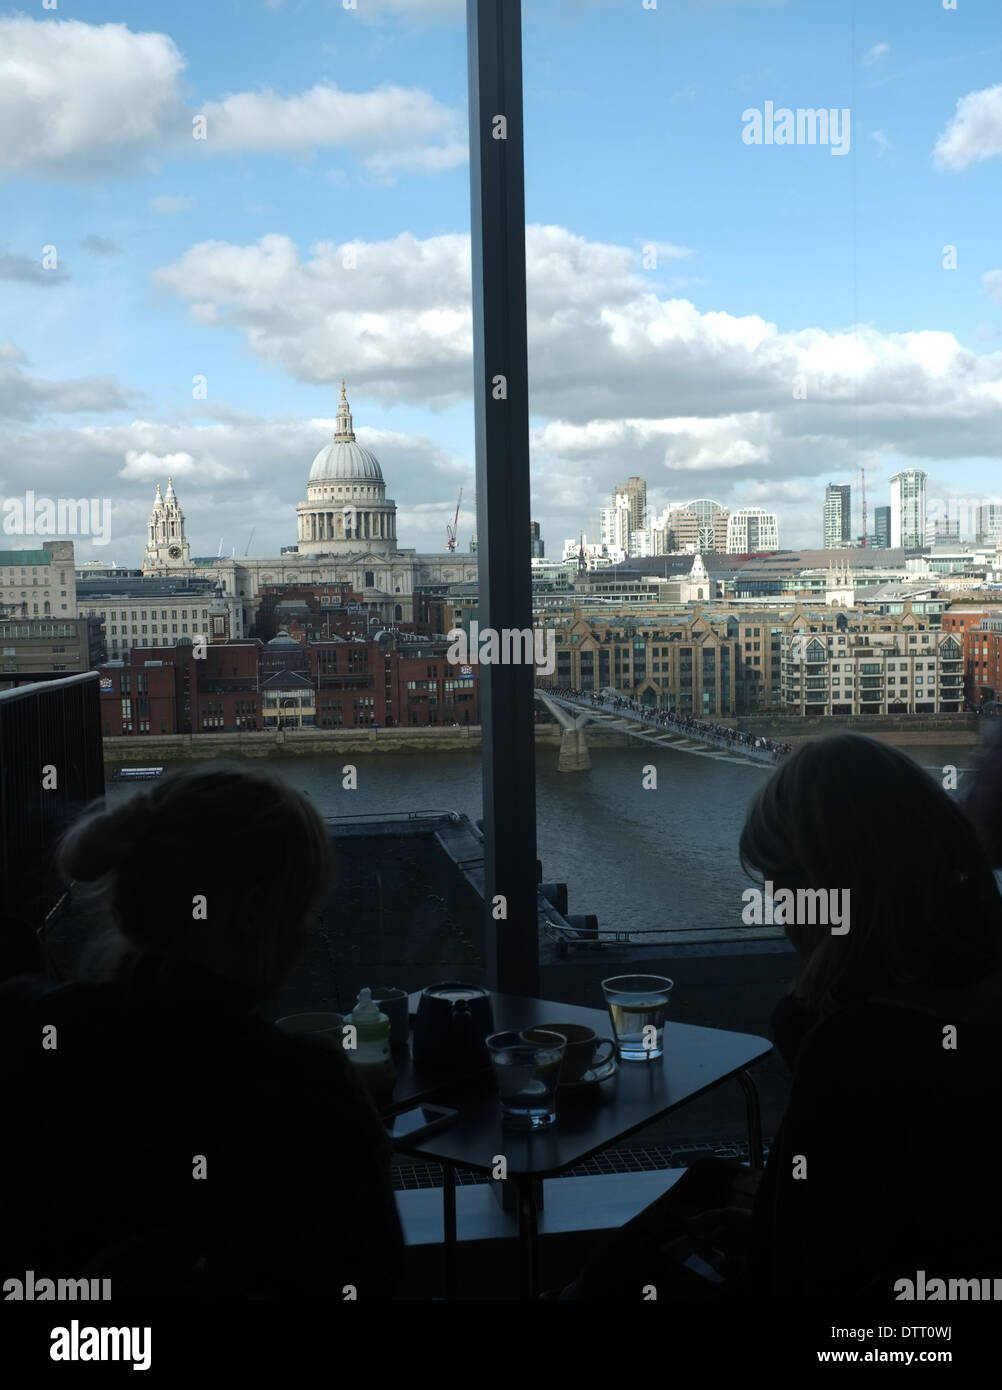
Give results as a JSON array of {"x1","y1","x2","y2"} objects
[
  {"x1": 442, "y1": 1163, "x2": 457, "y2": 1298},
  {"x1": 516, "y1": 1174, "x2": 539, "y2": 1299},
  {"x1": 736, "y1": 1068, "x2": 764, "y2": 1170}
]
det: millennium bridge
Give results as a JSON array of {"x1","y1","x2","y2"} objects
[{"x1": 535, "y1": 689, "x2": 784, "y2": 773}]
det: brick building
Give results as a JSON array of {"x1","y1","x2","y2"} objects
[
  {"x1": 963, "y1": 613, "x2": 1002, "y2": 707},
  {"x1": 98, "y1": 631, "x2": 480, "y2": 734},
  {"x1": 541, "y1": 600, "x2": 957, "y2": 716},
  {"x1": 942, "y1": 603, "x2": 1002, "y2": 636},
  {"x1": 544, "y1": 609, "x2": 740, "y2": 717}
]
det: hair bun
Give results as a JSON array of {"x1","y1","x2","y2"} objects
[{"x1": 59, "y1": 794, "x2": 153, "y2": 882}]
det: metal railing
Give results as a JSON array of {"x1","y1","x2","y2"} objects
[{"x1": 0, "y1": 672, "x2": 105, "y2": 929}]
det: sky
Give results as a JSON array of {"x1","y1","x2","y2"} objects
[{"x1": 2, "y1": 0, "x2": 1002, "y2": 564}]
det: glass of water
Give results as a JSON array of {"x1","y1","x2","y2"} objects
[
  {"x1": 487, "y1": 1030, "x2": 566, "y2": 1130},
  {"x1": 601, "y1": 975, "x2": 674, "y2": 1062}
]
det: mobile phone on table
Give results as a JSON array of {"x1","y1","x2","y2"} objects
[
  {"x1": 657, "y1": 1235, "x2": 728, "y2": 1284},
  {"x1": 384, "y1": 1103, "x2": 458, "y2": 1146}
]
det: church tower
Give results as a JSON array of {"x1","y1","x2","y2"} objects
[{"x1": 144, "y1": 478, "x2": 191, "y2": 574}]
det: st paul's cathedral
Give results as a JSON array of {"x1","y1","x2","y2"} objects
[{"x1": 142, "y1": 385, "x2": 478, "y2": 637}]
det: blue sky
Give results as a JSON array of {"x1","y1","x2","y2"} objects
[{"x1": 2, "y1": 0, "x2": 1002, "y2": 562}]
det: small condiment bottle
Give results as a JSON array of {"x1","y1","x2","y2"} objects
[{"x1": 343, "y1": 988, "x2": 395, "y2": 1097}]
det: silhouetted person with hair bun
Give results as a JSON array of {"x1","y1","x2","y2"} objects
[{"x1": 0, "y1": 763, "x2": 403, "y2": 1300}]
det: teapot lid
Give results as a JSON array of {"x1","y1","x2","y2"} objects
[{"x1": 424, "y1": 981, "x2": 488, "y2": 1002}]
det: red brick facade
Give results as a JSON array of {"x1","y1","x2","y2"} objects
[
  {"x1": 99, "y1": 635, "x2": 480, "y2": 734},
  {"x1": 963, "y1": 618, "x2": 1002, "y2": 706}
]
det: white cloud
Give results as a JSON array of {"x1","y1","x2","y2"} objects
[
  {"x1": 150, "y1": 195, "x2": 195, "y2": 214},
  {"x1": 122, "y1": 449, "x2": 199, "y2": 481},
  {"x1": 934, "y1": 84, "x2": 1002, "y2": 171},
  {"x1": 0, "y1": 409, "x2": 473, "y2": 560},
  {"x1": 0, "y1": 343, "x2": 133, "y2": 423},
  {"x1": 0, "y1": 17, "x2": 187, "y2": 177},
  {"x1": 0, "y1": 16, "x2": 465, "y2": 181},
  {"x1": 862, "y1": 42, "x2": 889, "y2": 67},
  {"x1": 153, "y1": 225, "x2": 1002, "y2": 485},
  {"x1": 871, "y1": 130, "x2": 888, "y2": 156},
  {"x1": 350, "y1": 0, "x2": 464, "y2": 23},
  {"x1": 80, "y1": 234, "x2": 122, "y2": 256},
  {"x1": 0, "y1": 251, "x2": 69, "y2": 284},
  {"x1": 643, "y1": 241, "x2": 694, "y2": 262},
  {"x1": 982, "y1": 270, "x2": 1002, "y2": 304},
  {"x1": 198, "y1": 83, "x2": 466, "y2": 171}
]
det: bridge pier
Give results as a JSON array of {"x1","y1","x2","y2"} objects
[{"x1": 557, "y1": 725, "x2": 591, "y2": 772}]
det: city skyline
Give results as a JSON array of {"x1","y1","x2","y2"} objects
[{"x1": 4, "y1": 1, "x2": 1002, "y2": 564}]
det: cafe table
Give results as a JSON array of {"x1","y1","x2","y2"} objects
[{"x1": 382, "y1": 992, "x2": 772, "y2": 1298}]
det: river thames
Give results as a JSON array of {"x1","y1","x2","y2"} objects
[{"x1": 105, "y1": 741, "x2": 973, "y2": 939}]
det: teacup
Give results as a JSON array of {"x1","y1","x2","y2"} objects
[
  {"x1": 275, "y1": 1012, "x2": 344, "y2": 1045},
  {"x1": 371, "y1": 987, "x2": 409, "y2": 1045},
  {"x1": 522, "y1": 1022, "x2": 615, "y2": 1084}
]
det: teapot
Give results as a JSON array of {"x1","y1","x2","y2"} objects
[{"x1": 412, "y1": 981, "x2": 494, "y2": 1070}]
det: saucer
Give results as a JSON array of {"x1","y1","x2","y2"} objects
[{"x1": 559, "y1": 1056, "x2": 618, "y2": 1091}]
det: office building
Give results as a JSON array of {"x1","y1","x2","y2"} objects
[
  {"x1": 0, "y1": 541, "x2": 77, "y2": 620},
  {"x1": 890, "y1": 470, "x2": 928, "y2": 551},
  {"x1": 668, "y1": 499, "x2": 730, "y2": 554},
  {"x1": 782, "y1": 620, "x2": 963, "y2": 715},
  {"x1": 613, "y1": 477, "x2": 647, "y2": 534},
  {"x1": 976, "y1": 503, "x2": 1002, "y2": 547},
  {"x1": 725, "y1": 507, "x2": 780, "y2": 554},
  {"x1": 823, "y1": 484, "x2": 852, "y2": 549}
]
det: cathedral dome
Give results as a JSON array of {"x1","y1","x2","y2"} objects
[
  {"x1": 309, "y1": 440, "x2": 384, "y2": 483},
  {"x1": 309, "y1": 382, "x2": 384, "y2": 483}
]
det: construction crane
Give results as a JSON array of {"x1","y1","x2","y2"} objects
[
  {"x1": 859, "y1": 467, "x2": 867, "y2": 548},
  {"x1": 446, "y1": 488, "x2": 462, "y2": 552}
]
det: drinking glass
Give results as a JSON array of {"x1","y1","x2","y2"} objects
[
  {"x1": 487, "y1": 1030, "x2": 566, "y2": 1129},
  {"x1": 601, "y1": 975, "x2": 674, "y2": 1061}
]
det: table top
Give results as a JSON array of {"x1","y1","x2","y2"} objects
[{"x1": 388, "y1": 992, "x2": 771, "y2": 1178}]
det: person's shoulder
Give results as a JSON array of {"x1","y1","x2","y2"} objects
[
  {"x1": 265, "y1": 1027, "x2": 372, "y2": 1098},
  {"x1": 791, "y1": 1001, "x2": 895, "y2": 1078},
  {"x1": 0, "y1": 972, "x2": 50, "y2": 1009},
  {"x1": 0, "y1": 973, "x2": 108, "y2": 1019},
  {"x1": 0, "y1": 974, "x2": 122, "y2": 1070},
  {"x1": 795, "y1": 995, "x2": 1001, "y2": 1081},
  {"x1": 263, "y1": 1032, "x2": 390, "y2": 1147}
]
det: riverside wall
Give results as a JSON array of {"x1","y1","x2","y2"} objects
[
  {"x1": 100, "y1": 712, "x2": 984, "y2": 764},
  {"x1": 736, "y1": 713, "x2": 981, "y2": 746},
  {"x1": 100, "y1": 724, "x2": 633, "y2": 763}
]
